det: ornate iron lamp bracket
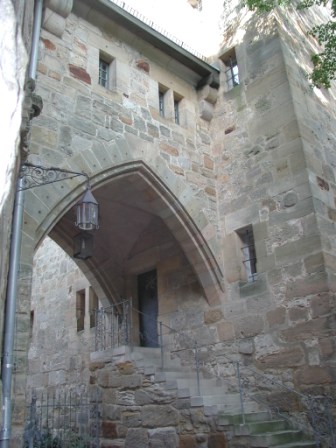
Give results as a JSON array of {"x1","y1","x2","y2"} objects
[{"x1": 18, "y1": 162, "x2": 89, "y2": 191}]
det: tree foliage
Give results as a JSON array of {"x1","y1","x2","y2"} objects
[{"x1": 245, "y1": 0, "x2": 336, "y2": 88}]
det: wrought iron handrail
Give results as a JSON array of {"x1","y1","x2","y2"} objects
[
  {"x1": 94, "y1": 299, "x2": 335, "y2": 447},
  {"x1": 211, "y1": 351, "x2": 336, "y2": 447}
]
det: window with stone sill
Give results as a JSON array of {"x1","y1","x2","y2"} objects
[
  {"x1": 221, "y1": 48, "x2": 239, "y2": 91},
  {"x1": 158, "y1": 84, "x2": 184, "y2": 125},
  {"x1": 236, "y1": 225, "x2": 257, "y2": 282},
  {"x1": 98, "y1": 51, "x2": 114, "y2": 89}
]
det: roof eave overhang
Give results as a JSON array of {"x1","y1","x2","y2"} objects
[{"x1": 74, "y1": 0, "x2": 219, "y2": 80}]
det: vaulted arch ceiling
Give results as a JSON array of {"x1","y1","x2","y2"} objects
[{"x1": 49, "y1": 161, "x2": 224, "y2": 305}]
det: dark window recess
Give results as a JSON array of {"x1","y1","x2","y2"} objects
[
  {"x1": 89, "y1": 289, "x2": 99, "y2": 329},
  {"x1": 237, "y1": 225, "x2": 257, "y2": 282},
  {"x1": 138, "y1": 270, "x2": 159, "y2": 348},
  {"x1": 99, "y1": 58, "x2": 109, "y2": 88},
  {"x1": 174, "y1": 100, "x2": 180, "y2": 124},
  {"x1": 76, "y1": 290, "x2": 85, "y2": 332}
]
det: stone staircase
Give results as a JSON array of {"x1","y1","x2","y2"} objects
[
  {"x1": 218, "y1": 413, "x2": 316, "y2": 447},
  {"x1": 91, "y1": 345, "x2": 317, "y2": 447}
]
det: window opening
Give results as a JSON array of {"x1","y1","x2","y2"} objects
[
  {"x1": 89, "y1": 288, "x2": 99, "y2": 329},
  {"x1": 76, "y1": 289, "x2": 85, "y2": 332},
  {"x1": 225, "y1": 57, "x2": 239, "y2": 90},
  {"x1": 99, "y1": 58, "x2": 109, "y2": 88},
  {"x1": 237, "y1": 225, "x2": 257, "y2": 282},
  {"x1": 221, "y1": 49, "x2": 239, "y2": 91},
  {"x1": 159, "y1": 90, "x2": 165, "y2": 117},
  {"x1": 174, "y1": 100, "x2": 180, "y2": 124}
]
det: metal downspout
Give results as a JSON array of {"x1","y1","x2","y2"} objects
[{"x1": 0, "y1": 1, "x2": 43, "y2": 445}]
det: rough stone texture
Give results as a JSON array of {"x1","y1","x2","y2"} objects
[{"x1": 8, "y1": 0, "x2": 336, "y2": 443}]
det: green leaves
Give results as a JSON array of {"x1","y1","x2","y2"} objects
[
  {"x1": 245, "y1": 0, "x2": 336, "y2": 88},
  {"x1": 309, "y1": 21, "x2": 336, "y2": 87}
]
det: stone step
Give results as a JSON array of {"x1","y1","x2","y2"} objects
[
  {"x1": 234, "y1": 419, "x2": 289, "y2": 435},
  {"x1": 248, "y1": 430, "x2": 306, "y2": 446},
  {"x1": 217, "y1": 411, "x2": 272, "y2": 426},
  {"x1": 272, "y1": 443, "x2": 316, "y2": 448},
  {"x1": 205, "y1": 403, "x2": 263, "y2": 418}
]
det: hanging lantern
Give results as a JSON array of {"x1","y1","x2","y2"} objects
[
  {"x1": 75, "y1": 186, "x2": 99, "y2": 230},
  {"x1": 73, "y1": 232, "x2": 94, "y2": 260}
]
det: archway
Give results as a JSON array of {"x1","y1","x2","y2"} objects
[{"x1": 48, "y1": 161, "x2": 225, "y2": 306}]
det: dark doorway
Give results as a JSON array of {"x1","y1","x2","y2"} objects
[{"x1": 138, "y1": 269, "x2": 158, "y2": 347}]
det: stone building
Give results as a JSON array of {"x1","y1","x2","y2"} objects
[{"x1": 2, "y1": 0, "x2": 336, "y2": 445}]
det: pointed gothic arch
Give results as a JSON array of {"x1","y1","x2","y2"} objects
[{"x1": 46, "y1": 161, "x2": 224, "y2": 306}]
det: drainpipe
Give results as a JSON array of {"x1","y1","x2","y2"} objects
[{"x1": 0, "y1": 1, "x2": 44, "y2": 446}]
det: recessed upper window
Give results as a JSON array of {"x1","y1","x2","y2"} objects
[
  {"x1": 221, "y1": 49, "x2": 239, "y2": 91},
  {"x1": 76, "y1": 289, "x2": 85, "y2": 332},
  {"x1": 98, "y1": 51, "x2": 114, "y2": 89},
  {"x1": 89, "y1": 288, "x2": 99, "y2": 329},
  {"x1": 99, "y1": 58, "x2": 109, "y2": 88},
  {"x1": 159, "y1": 90, "x2": 165, "y2": 117},
  {"x1": 158, "y1": 85, "x2": 168, "y2": 118}
]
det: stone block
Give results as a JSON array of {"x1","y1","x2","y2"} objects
[
  {"x1": 208, "y1": 433, "x2": 228, "y2": 448},
  {"x1": 239, "y1": 277, "x2": 267, "y2": 298},
  {"x1": 274, "y1": 235, "x2": 322, "y2": 266},
  {"x1": 217, "y1": 321, "x2": 235, "y2": 342},
  {"x1": 204, "y1": 308, "x2": 223, "y2": 324},
  {"x1": 116, "y1": 361, "x2": 135, "y2": 375},
  {"x1": 286, "y1": 272, "x2": 329, "y2": 299},
  {"x1": 120, "y1": 374, "x2": 142, "y2": 389},
  {"x1": 116, "y1": 390, "x2": 135, "y2": 406},
  {"x1": 304, "y1": 252, "x2": 325, "y2": 274},
  {"x1": 179, "y1": 435, "x2": 197, "y2": 448},
  {"x1": 257, "y1": 346, "x2": 305, "y2": 367},
  {"x1": 288, "y1": 306, "x2": 309, "y2": 322},
  {"x1": 31, "y1": 126, "x2": 58, "y2": 147},
  {"x1": 102, "y1": 421, "x2": 118, "y2": 439},
  {"x1": 148, "y1": 427, "x2": 178, "y2": 448},
  {"x1": 238, "y1": 339, "x2": 254, "y2": 355},
  {"x1": 121, "y1": 410, "x2": 141, "y2": 427},
  {"x1": 310, "y1": 293, "x2": 332, "y2": 318},
  {"x1": 234, "y1": 315, "x2": 264, "y2": 338},
  {"x1": 294, "y1": 366, "x2": 334, "y2": 386},
  {"x1": 270, "y1": 197, "x2": 314, "y2": 226},
  {"x1": 280, "y1": 317, "x2": 328, "y2": 343},
  {"x1": 319, "y1": 337, "x2": 335, "y2": 360},
  {"x1": 125, "y1": 428, "x2": 148, "y2": 448},
  {"x1": 103, "y1": 404, "x2": 121, "y2": 421},
  {"x1": 141, "y1": 405, "x2": 179, "y2": 428}
]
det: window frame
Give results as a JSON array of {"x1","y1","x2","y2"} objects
[
  {"x1": 159, "y1": 89, "x2": 165, "y2": 117},
  {"x1": 221, "y1": 48, "x2": 240, "y2": 91},
  {"x1": 76, "y1": 289, "x2": 86, "y2": 332},
  {"x1": 236, "y1": 225, "x2": 257, "y2": 282},
  {"x1": 99, "y1": 58, "x2": 110, "y2": 88}
]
